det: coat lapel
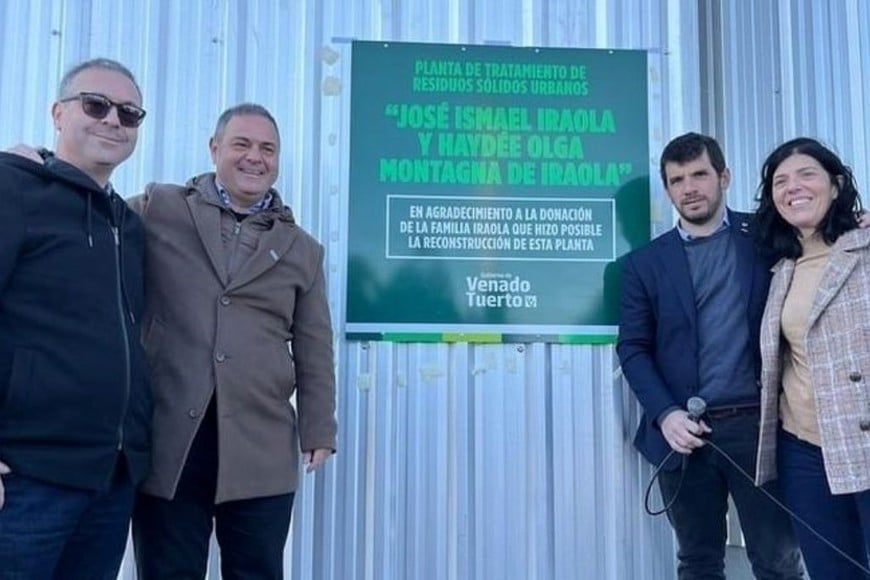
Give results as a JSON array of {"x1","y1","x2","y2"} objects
[
  {"x1": 226, "y1": 224, "x2": 299, "y2": 291},
  {"x1": 730, "y1": 212, "x2": 757, "y2": 313},
  {"x1": 186, "y1": 194, "x2": 230, "y2": 286},
  {"x1": 807, "y1": 241, "x2": 860, "y2": 330},
  {"x1": 761, "y1": 259, "x2": 793, "y2": 368},
  {"x1": 657, "y1": 229, "x2": 696, "y2": 325}
]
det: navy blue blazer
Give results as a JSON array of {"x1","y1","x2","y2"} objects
[{"x1": 616, "y1": 209, "x2": 772, "y2": 470}]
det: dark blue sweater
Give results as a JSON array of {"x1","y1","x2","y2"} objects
[
  {"x1": 684, "y1": 227, "x2": 758, "y2": 406},
  {"x1": 0, "y1": 152, "x2": 151, "y2": 491}
]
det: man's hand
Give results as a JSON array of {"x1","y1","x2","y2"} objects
[
  {"x1": 5, "y1": 144, "x2": 43, "y2": 164},
  {"x1": 0, "y1": 460, "x2": 11, "y2": 510},
  {"x1": 660, "y1": 410, "x2": 711, "y2": 455},
  {"x1": 303, "y1": 448, "x2": 332, "y2": 473},
  {"x1": 859, "y1": 211, "x2": 870, "y2": 229}
]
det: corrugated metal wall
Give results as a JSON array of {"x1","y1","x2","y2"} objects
[
  {"x1": 1, "y1": 1, "x2": 868, "y2": 579},
  {"x1": 700, "y1": 0, "x2": 870, "y2": 211}
]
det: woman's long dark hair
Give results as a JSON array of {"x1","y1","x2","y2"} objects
[{"x1": 755, "y1": 137, "x2": 862, "y2": 260}]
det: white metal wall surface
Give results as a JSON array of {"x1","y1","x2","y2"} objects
[
  {"x1": 1, "y1": 1, "x2": 868, "y2": 579},
  {"x1": 700, "y1": 0, "x2": 870, "y2": 211}
]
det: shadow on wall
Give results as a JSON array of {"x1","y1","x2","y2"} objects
[{"x1": 586, "y1": 176, "x2": 652, "y2": 325}]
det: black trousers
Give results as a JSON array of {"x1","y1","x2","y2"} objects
[
  {"x1": 132, "y1": 398, "x2": 295, "y2": 580},
  {"x1": 657, "y1": 409, "x2": 804, "y2": 580}
]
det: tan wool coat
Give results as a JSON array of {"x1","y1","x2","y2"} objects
[
  {"x1": 756, "y1": 227, "x2": 870, "y2": 494},
  {"x1": 130, "y1": 173, "x2": 337, "y2": 503}
]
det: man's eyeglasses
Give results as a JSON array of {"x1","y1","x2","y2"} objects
[{"x1": 59, "y1": 92, "x2": 147, "y2": 128}]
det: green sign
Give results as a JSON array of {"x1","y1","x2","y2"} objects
[{"x1": 347, "y1": 41, "x2": 650, "y2": 342}]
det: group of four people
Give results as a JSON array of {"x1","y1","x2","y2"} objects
[
  {"x1": 620, "y1": 132, "x2": 870, "y2": 579},
  {"x1": 0, "y1": 56, "x2": 868, "y2": 580}
]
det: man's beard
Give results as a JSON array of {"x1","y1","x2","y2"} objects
[{"x1": 678, "y1": 195, "x2": 722, "y2": 226}]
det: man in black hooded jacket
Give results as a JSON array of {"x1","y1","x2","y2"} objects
[{"x1": 0, "y1": 58, "x2": 150, "y2": 580}]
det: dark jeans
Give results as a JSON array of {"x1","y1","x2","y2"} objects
[
  {"x1": 777, "y1": 429, "x2": 870, "y2": 579},
  {"x1": 658, "y1": 409, "x2": 804, "y2": 580},
  {"x1": 0, "y1": 462, "x2": 134, "y2": 580},
  {"x1": 132, "y1": 398, "x2": 295, "y2": 580}
]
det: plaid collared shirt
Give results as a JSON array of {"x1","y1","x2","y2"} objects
[{"x1": 215, "y1": 181, "x2": 273, "y2": 214}]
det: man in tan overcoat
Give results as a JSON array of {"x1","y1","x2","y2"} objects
[{"x1": 129, "y1": 103, "x2": 337, "y2": 580}]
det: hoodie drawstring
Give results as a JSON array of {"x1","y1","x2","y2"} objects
[
  {"x1": 86, "y1": 191, "x2": 94, "y2": 248},
  {"x1": 115, "y1": 202, "x2": 136, "y2": 325}
]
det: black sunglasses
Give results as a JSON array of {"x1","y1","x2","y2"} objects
[{"x1": 59, "y1": 92, "x2": 147, "y2": 128}]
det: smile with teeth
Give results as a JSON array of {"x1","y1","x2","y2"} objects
[{"x1": 788, "y1": 197, "x2": 812, "y2": 207}]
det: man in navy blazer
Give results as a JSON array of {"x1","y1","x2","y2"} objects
[{"x1": 617, "y1": 133, "x2": 803, "y2": 579}]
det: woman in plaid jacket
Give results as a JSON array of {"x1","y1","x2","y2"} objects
[{"x1": 754, "y1": 137, "x2": 870, "y2": 579}]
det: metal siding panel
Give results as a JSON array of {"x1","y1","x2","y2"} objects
[
  {"x1": 718, "y1": 0, "x2": 780, "y2": 212},
  {"x1": 0, "y1": 1, "x2": 61, "y2": 147},
  {"x1": 665, "y1": 0, "x2": 702, "y2": 133},
  {"x1": 597, "y1": 347, "x2": 624, "y2": 579},
  {"x1": 850, "y1": 0, "x2": 870, "y2": 187},
  {"x1": 450, "y1": 344, "x2": 476, "y2": 580},
  {"x1": 525, "y1": 343, "x2": 554, "y2": 580},
  {"x1": 473, "y1": 346, "x2": 508, "y2": 579},
  {"x1": 712, "y1": 0, "x2": 870, "y2": 216},
  {"x1": 551, "y1": 344, "x2": 591, "y2": 578}
]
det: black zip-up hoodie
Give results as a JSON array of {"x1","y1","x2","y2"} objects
[{"x1": 0, "y1": 152, "x2": 151, "y2": 491}]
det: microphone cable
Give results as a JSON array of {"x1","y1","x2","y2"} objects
[
  {"x1": 644, "y1": 396, "x2": 707, "y2": 516},
  {"x1": 643, "y1": 405, "x2": 870, "y2": 576},
  {"x1": 642, "y1": 446, "x2": 682, "y2": 516}
]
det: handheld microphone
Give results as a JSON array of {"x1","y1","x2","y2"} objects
[
  {"x1": 644, "y1": 396, "x2": 711, "y2": 514},
  {"x1": 682, "y1": 397, "x2": 707, "y2": 472},
  {"x1": 687, "y1": 396, "x2": 707, "y2": 422}
]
